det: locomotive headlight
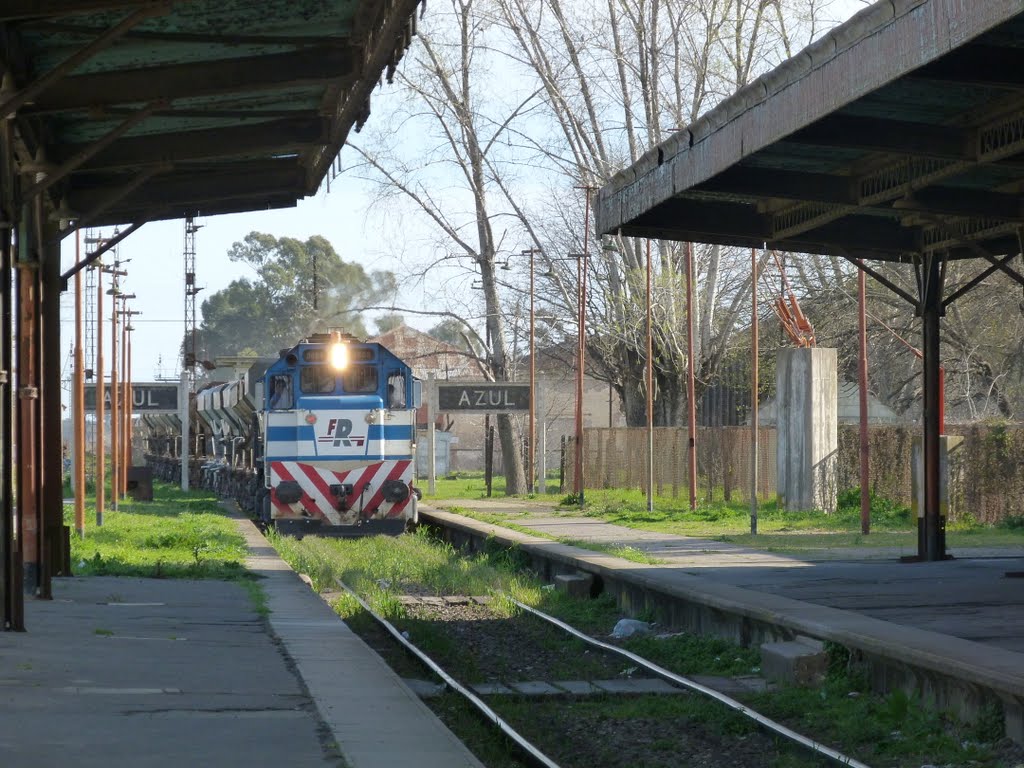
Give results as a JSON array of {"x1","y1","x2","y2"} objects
[{"x1": 330, "y1": 342, "x2": 348, "y2": 370}]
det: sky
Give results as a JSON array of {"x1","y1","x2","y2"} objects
[
  {"x1": 57, "y1": 0, "x2": 870, "y2": 392},
  {"x1": 57, "y1": 167, "x2": 416, "y2": 388}
]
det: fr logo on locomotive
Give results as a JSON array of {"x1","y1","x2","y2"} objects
[{"x1": 318, "y1": 418, "x2": 366, "y2": 448}]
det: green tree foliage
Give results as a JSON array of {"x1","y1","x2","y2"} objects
[
  {"x1": 374, "y1": 313, "x2": 405, "y2": 335},
  {"x1": 194, "y1": 233, "x2": 396, "y2": 358}
]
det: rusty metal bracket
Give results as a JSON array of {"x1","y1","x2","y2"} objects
[{"x1": 18, "y1": 386, "x2": 38, "y2": 400}]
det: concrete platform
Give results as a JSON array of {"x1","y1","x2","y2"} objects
[
  {"x1": 0, "y1": 519, "x2": 483, "y2": 768},
  {"x1": 420, "y1": 502, "x2": 1024, "y2": 742}
]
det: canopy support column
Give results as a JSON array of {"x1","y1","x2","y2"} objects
[{"x1": 918, "y1": 253, "x2": 948, "y2": 562}]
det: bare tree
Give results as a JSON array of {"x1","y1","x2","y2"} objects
[
  {"x1": 347, "y1": 0, "x2": 540, "y2": 492},
  {"x1": 496, "y1": 0, "x2": 834, "y2": 425}
]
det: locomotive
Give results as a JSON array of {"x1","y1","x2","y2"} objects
[{"x1": 142, "y1": 331, "x2": 421, "y2": 536}]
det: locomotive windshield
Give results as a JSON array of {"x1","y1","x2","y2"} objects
[
  {"x1": 342, "y1": 365, "x2": 378, "y2": 393},
  {"x1": 300, "y1": 365, "x2": 335, "y2": 394}
]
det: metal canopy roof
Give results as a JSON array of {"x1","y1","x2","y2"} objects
[
  {"x1": 0, "y1": 0, "x2": 421, "y2": 227},
  {"x1": 595, "y1": 0, "x2": 1024, "y2": 263}
]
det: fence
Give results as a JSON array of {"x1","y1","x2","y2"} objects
[{"x1": 571, "y1": 424, "x2": 1024, "y2": 523}]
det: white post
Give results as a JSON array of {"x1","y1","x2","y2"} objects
[
  {"x1": 180, "y1": 369, "x2": 190, "y2": 492},
  {"x1": 427, "y1": 373, "x2": 436, "y2": 495}
]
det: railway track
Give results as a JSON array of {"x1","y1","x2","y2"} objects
[{"x1": 334, "y1": 579, "x2": 870, "y2": 768}]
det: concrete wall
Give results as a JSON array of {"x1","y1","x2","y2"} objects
[{"x1": 776, "y1": 348, "x2": 838, "y2": 512}]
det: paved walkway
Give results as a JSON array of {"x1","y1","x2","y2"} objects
[
  {"x1": 428, "y1": 499, "x2": 1024, "y2": 653},
  {"x1": 0, "y1": 518, "x2": 483, "y2": 768}
]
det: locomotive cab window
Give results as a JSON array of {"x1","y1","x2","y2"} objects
[
  {"x1": 387, "y1": 372, "x2": 406, "y2": 408},
  {"x1": 343, "y1": 365, "x2": 378, "y2": 394},
  {"x1": 300, "y1": 365, "x2": 336, "y2": 394},
  {"x1": 269, "y1": 375, "x2": 293, "y2": 410}
]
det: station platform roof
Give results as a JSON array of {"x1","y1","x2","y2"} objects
[
  {"x1": 1, "y1": 0, "x2": 421, "y2": 226},
  {"x1": 595, "y1": 0, "x2": 1024, "y2": 263}
]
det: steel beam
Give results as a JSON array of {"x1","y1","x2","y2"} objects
[
  {"x1": 0, "y1": 0, "x2": 167, "y2": 21},
  {"x1": 0, "y1": 5, "x2": 167, "y2": 120},
  {"x1": 33, "y1": 46, "x2": 356, "y2": 112}
]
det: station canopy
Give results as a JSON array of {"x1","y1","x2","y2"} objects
[
  {"x1": 0, "y1": 0, "x2": 421, "y2": 226},
  {"x1": 595, "y1": 0, "x2": 1024, "y2": 264}
]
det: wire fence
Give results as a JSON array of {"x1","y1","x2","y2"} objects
[{"x1": 565, "y1": 424, "x2": 1024, "y2": 523}]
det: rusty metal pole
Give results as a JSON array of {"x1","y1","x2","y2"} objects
[
  {"x1": 16, "y1": 206, "x2": 42, "y2": 596},
  {"x1": 74, "y1": 231, "x2": 86, "y2": 537},
  {"x1": 110, "y1": 282, "x2": 119, "y2": 511},
  {"x1": 645, "y1": 240, "x2": 654, "y2": 513},
  {"x1": 573, "y1": 188, "x2": 592, "y2": 507},
  {"x1": 120, "y1": 303, "x2": 128, "y2": 495},
  {"x1": 125, "y1": 317, "x2": 134, "y2": 483},
  {"x1": 750, "y1": 248, "x2": 759, "y2": 535},
  {"x1": 858, "y1": 268, "x2": 870, "y2": 535},
  {"x1": 685, "y1": 242, "x2": 698, "y2": 511},
  {"x1": 41, "y1": 211, "x2": 66, "y2": 585},
  {"x1": 528, "y1": 248, "x2": 536, "y2": 495},
  {"x1": 95, "y1": 264, "x2": 105, "y2": 525}
]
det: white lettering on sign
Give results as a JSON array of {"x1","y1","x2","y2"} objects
[{"x1": 459, "y1": 391, "x2": 472, "y2": 407}]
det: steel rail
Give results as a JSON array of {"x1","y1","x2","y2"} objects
[
  {"x1": 334, "y1": 579, "x2": 563, "y2": 768},
  {"x1": 509, "y1": 598, "x2": 872, "y2": 768}
]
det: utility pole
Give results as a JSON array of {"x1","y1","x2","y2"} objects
[
  {"x1": 95, "y1": 260, "x2": 105, "y2": 525},
  {"x1": 184, "y1": 216, "x2": 202, "y2": 391},
  {"x1": 73, "y1": 230, "x2": 85, "y2": 537},
  {"x1": 105, "y1": 259, "x2": 126, "y2": 509},
  {"x1": 120, "y1": 302, "x2": 139, "y2": 491}
]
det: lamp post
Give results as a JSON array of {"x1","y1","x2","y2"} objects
[
  {"x1": 569, "y1": 251, "x2": 587, "y2": 505},
  {"x1": 521, "y1": 248, "x2": 541, "y2": 494}
]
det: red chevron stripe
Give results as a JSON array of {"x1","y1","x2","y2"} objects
[
  {"x1": 363, "y1": 460, "x2": 410, "y2": 518},
  {"x1": 348, "y1": 462, "x2": 384, "y2": 508},
  {"x1": 274, "y1": 462, "x2": 322, "y2": 520},
  {"x1": 296, "y1": 461, "x2": 336, "y2": 503}
]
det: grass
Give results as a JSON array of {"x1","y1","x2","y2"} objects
[
  {"x1": 442, "y1": 506, "x2": 666, "y2": 564},
  {"x1": 65, "y1": 481, "x2": 252, "y2": 582},
  {"x1": 428, "y1": 477, "x2": 1024, "y2": 552},
  {"x1": 269, "y1": 528, "x2": 1019, "y2": 767}
]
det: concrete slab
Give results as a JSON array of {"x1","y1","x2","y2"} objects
[
  {"x1": 507, "y1": 681, "x2": 562, "y2": 695},
  {"x1": 592, "y1": 678, "x2": 683, "y2": 695},
  {"x1": 240, "y1": 521, "x2": 485, "y2": 768},
  {"x1": 0, "y1": 577, "x2": 336, "y2": 768}
]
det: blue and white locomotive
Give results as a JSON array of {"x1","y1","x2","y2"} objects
[{"x1": 260, "y1": 330, "x2": 420, "y2": 536}]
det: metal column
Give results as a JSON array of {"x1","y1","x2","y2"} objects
[
  {"x1": 919, "y1": 254, "x2": 947, "y2": 562},
  {"x1": 1, "y1": 220, "x2": 20, "y2": 629},
  {"x1": 16, "y1": 204, "x2": 44, "y2": 597},
  {"x1": 41, "y1": 216, "x2": 68, "y2": 587}
]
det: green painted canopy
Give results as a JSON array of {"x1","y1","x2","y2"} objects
[
  {"x1": 596, "y1": 0, "x2": 1024, "y2": 263},
  {"x1": 1, "y1": 0, "x2": 421, "y2": 225}
]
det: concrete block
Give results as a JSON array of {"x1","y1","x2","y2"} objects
[
  {"x1": 555, "y1": 573, "x2": 594, "y2": 598},
  {"x1": 760, "y1": 639, "x2": 827, "y2": 687},
  {"x1": 776, "y1": 347, "x2": 838, "y2": 512}
]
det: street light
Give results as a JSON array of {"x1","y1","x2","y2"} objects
[
  {"x1": 568, "y1": 251, "x2": 587, "y2": 505},
  {"x1": 521, "y1": 248, "x2": 541, "y2": 494}
]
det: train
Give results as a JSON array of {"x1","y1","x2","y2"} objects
[{"x1": 141, "y1": 330, "x2": 421, "y2": 536}]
